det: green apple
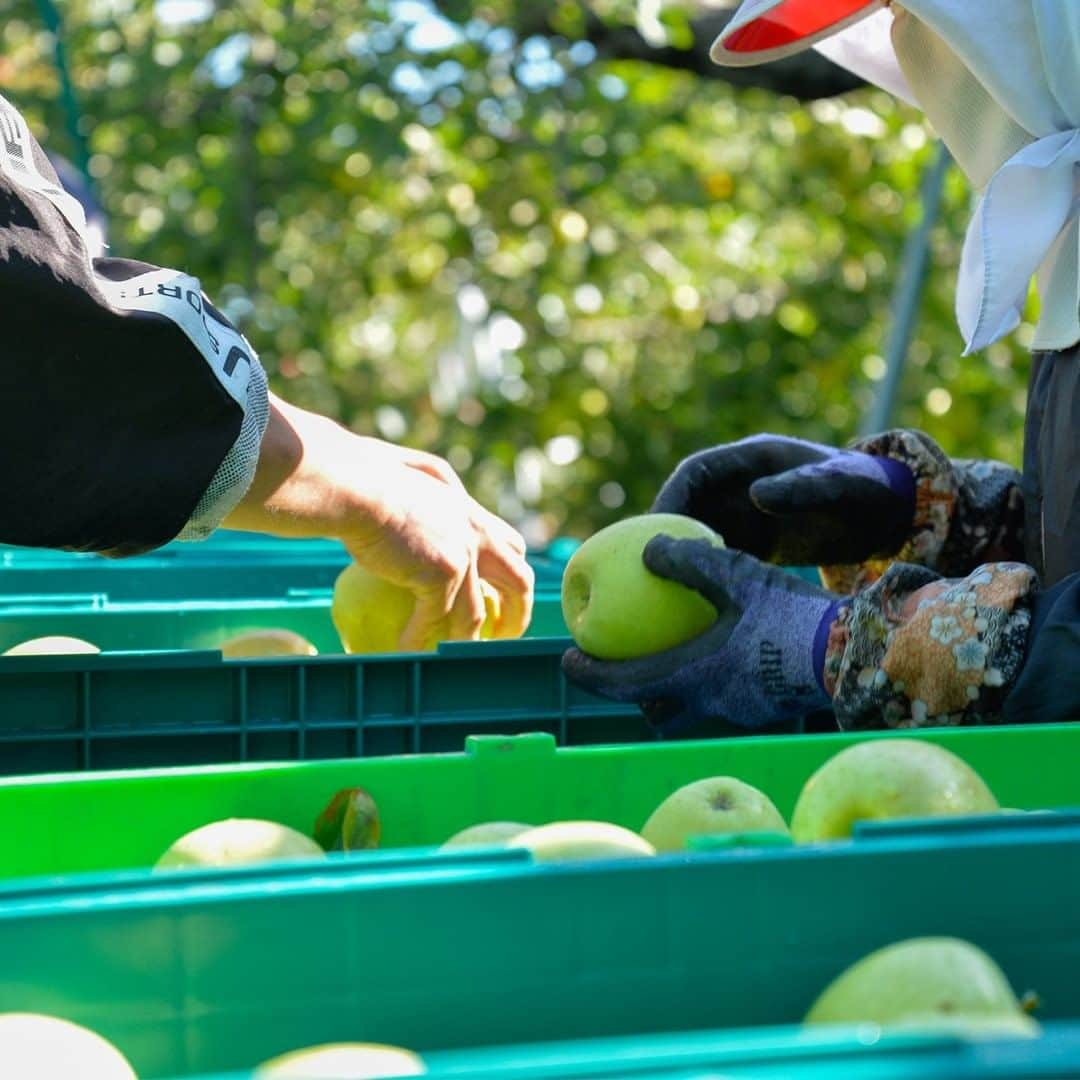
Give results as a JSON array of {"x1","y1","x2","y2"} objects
[
  {"x1": 332, "y1": 564, "x2": 501, "y2": 654},
  {"x1": 641, "y1": 776, "x2": 789, "y2": 852},
  {"x1": 313, "y1": 788, "x2": 381, "y2": 852},
  {"x1": 441, "y1": 821, "x2": 532, "y2": 849},
  {"x1": 791, "y1": 739, "x2": 998, "y2": 842},
  {"x1": 509, "y1": 821, "x2": 655, "y2": 862},
  {"x1": 805, "y1": 937, "x2": 1033, "y2": 1035},
  {"x1": 561, "y1": 514, "x2": 726, "y2": 660},
  {"x1": 4, "y1": 635, "x2": 100, "y2": 656},
  {"x1": 154, "y1": 818, "x2": 326, "y2": 870},
  {"x1": 218, "y1": 629, "x2": 318, "y2": 659},
  {"x1": 255, "y1": 1042, "x2": 425, "y2": 1078},
  {"x1": 0, "y1": 1013, "x2": 137, "y2": 1079}
]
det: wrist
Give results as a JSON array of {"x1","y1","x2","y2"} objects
[
  {"x1": 754, "y1": 577, "x2": 839, "y2": 715},
  {"x1": 223, "y1": 397, "x2": 367, "y2": 541},
  {"x1": 874, "y1": 455, "x2": 917, "y2": 516},
  {"x1": 811, "y1": 598, "x2": 848, "y2": 697},
  {"x1": 855, "y1": 430, "x2": 959, "y2": 569},
  {"x1": 823, "y1": 430, "x2": 960, "y2": 595}
]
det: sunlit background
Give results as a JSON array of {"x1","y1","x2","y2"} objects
[{"x1": 2, "y1": 0, "x2": 1034, "y2": 545}]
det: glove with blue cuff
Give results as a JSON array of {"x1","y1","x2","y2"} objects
[{"x1": 651, "y1": 435, "x2": 916, "y2": 567}]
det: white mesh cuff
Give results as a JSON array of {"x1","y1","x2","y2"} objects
[{"x1": 176, "y1": 357, "x2": 270, "y2": 541}]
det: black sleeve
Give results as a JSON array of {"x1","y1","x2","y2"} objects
[
  {"x1": 0, "y1": 94, "x2": 257, "y2": 556},
  {"x1": 1002, "y1": 573, "x2": 1080, "y2": 723}
]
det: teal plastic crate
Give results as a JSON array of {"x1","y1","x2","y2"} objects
[
  {"x1": 0, "y1": 533, "x2": 353, "y2": 601},
  {"x1": 0, "y1": 634, "x2": 835, "y2": 776},
  {"x1": 180, "y1": 1024, "x2": 1080, "y2": 1079},
  {"x1": 0, "y1": 551, "x2": 347, "y2": 601},
  {"x1": 0, "y1": 640, "x2": 657, "y2": 774},
  {"x1": 423, "y1": 1024, "x2": 1080, "y2": 1080},
  {"x1": 0, "y1": 532, "x2": 821, "y2": 603},
  {"x1": 0, "y1": 586, "x2": 569, "y2": 655},
  {"x1": 0, "y1": 590, "x2": 343, "y2": 654},
  {"x1": 0, "y1": 531, "x2": 575, "y2": 599},
  {"x1": 0, "y1": 777, "x2": 1077, "y2": 1078},
  {"x1": 0, "y1": 527, "x2": 823, "y2": 774}
]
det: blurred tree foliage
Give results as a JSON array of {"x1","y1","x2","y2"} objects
[{"x1": 2, "y1": 0, "x2": 1032, "y2": 544}]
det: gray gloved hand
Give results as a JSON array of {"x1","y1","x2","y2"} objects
[{"x1": 562, "y1": 536, "x2": 845, "y2": 733}]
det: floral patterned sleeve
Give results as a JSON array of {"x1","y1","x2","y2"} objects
[
  {"x1": 821, "y1": 561, "x2": 1038, "y2": 729},
  {"x1": 819, "y1": 430, "x2": 1026, "y2": 595}
]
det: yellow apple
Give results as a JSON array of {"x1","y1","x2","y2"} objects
[
  {"x1": 440, "y1": 821, "x2": 532, "y2": 849},
  {"x1": 641, "y1": 776, "x2": 789, "y2": 852},
  {"x1": 154, "y1": 818, "x2": 325, "y2": 870},
  {"x1": 255, "y1": 1042, "x2": 425, "y2": 1078},
  {"x1": 4, "y1": 636, "x2": 100, "y2": 656},
  {"x1": 791, "y1": 739, "x2": 998, "y2": 843},
  {"x1": 0, "y1": 1013, "x2": 137, "y2": 1079},
  {"x1": 561, "y1": 514, "x2": 726, "y2": 660},
  {"x1": 509, "y1": 821, "x2": 655, "y2": 862},
  {"x1": 804, "y1": 937, "x2": 1034, "y2": 1035},
  {"x1": 218, "y1": 629, "x2": 318, "y2": 659},
  {"x1": 332, "y1": 564, "x2": 501, "y2": 654}
]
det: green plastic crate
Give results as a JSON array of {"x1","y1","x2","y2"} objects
[
  {"x1": 0, "y1": 724, "x2": 1077, "y2": 882},
  {"x1": 0, "y1": 736, "x2": 1078, "y2": 1077}
]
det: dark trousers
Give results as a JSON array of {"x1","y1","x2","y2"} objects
[
  {"x1": 1024, "y1": 342, "x2": 1080, "y2": 587},
  {"x1": 1006, "y1": 342, "x2": 1080, "y2": 721}
]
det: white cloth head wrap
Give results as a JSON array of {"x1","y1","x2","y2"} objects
[{"x1": 714, "y1": 1, "x2": 1080, "y2": 353}]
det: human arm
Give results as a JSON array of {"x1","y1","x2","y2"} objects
[
  {"x1": 0, "y1": 92, "x2": 532, "y2": 646},
  {"x1": 224, "y1": 396, "x2": 534, "y2": 648}
]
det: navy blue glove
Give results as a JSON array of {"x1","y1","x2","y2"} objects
[
  {"x1": 651, "y1": 435, "x2": 915, "y2": 567},
  {"x1": 562, "y1": 536, "x2": 846, "y2": 733}
]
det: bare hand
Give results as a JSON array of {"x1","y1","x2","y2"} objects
[
  {"x1": 225, "y1": 397, "x2": 534, "y2": 650},
  {"x1": 338, "y1": 440, "x2": 533, "y2": 650}
]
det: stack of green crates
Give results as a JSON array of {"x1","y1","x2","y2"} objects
[
  {"x1": 0, "y1": 533, "x2": 1074, "y2": 1079},
  {"x1": 0, "y1": 727, "x2": 1078, "y2": 1077}
]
